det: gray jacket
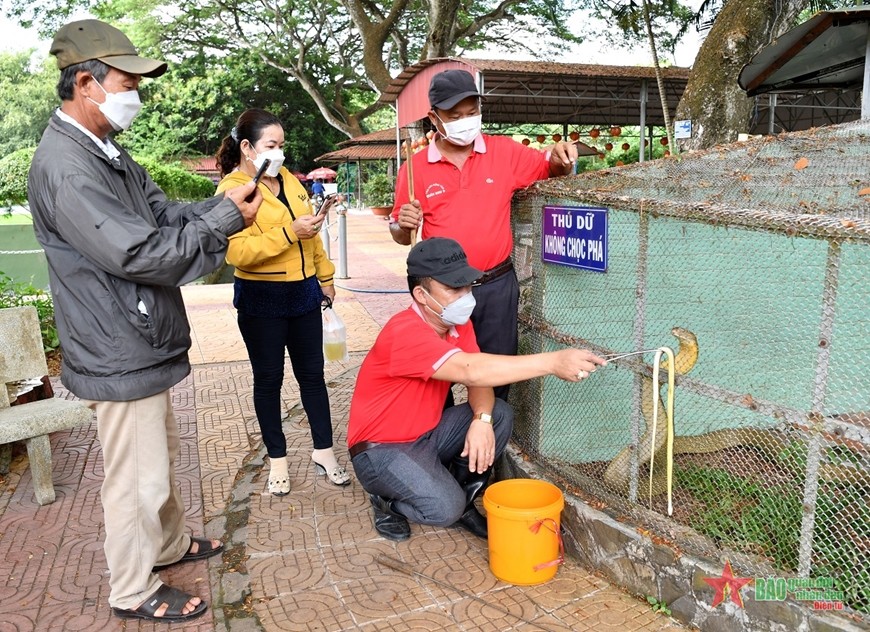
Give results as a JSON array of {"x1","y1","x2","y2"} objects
[{"x1": 28, "y1": 113, "x2": 245, "y2": 401}]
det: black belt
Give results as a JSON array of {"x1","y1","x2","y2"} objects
[
  {"x1": 473, "y1": 257, "x2": 514, "y2": 286},
  {"x1": 349, "y1": 441, "x2": 381, "y2": 459}
]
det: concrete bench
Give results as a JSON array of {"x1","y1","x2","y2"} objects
[{"x1": 0, "y1": 306, "x2": 92, "y2": 505}]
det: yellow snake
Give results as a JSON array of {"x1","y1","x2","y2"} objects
[
  {"x1": 603, "y1": 327, "x2": 870, "y2": 496},
  {"x1": 603, "y1": 327, "x2": 695, "y2": 496}
]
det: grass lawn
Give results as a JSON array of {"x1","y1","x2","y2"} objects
[{"x1": 0, "y1": 213, "x2": 32, "y2": 225}]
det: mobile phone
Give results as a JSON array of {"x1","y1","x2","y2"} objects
[
  {"x1": 314, "y1": 192, "x2": 337, "y2": 216},
  {"x1": 245, "y1": 159, "x2": 271, "y2": 202}
]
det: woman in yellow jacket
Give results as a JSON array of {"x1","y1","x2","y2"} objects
[{"x1": 216, "y1": 108, "x2": 350, "y2": 495}]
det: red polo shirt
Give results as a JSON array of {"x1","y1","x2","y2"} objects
[
  {"x1": 347, "y1": 304, "x2": 479, "y2": 447},
  {"x1": 392, "y1": 134, "x2": 550, "y2": 272}
]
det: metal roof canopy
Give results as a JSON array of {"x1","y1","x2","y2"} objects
[
  {"x1": 379, "y1": 57, "x2": 691, "y2": 129},
  {"x1": 739, "y1": 7, "x2": 870, "y2": 119}
]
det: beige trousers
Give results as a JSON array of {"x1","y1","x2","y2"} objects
[{"x1": 86, "y1": 390, "x2": 190, "y2": 609}]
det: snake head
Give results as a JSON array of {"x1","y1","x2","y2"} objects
[{"x1": 662, "y1": 327, "x2": 699, "y2": 375}]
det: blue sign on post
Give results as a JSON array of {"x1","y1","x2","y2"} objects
[{"x1": 541, "y1": 205, "x2": 608, "y2": 272}]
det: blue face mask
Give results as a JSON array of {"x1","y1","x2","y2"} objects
[{"x1": 422, "y1": 288, "x2": 476, "y2": 326}]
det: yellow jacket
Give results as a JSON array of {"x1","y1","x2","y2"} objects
[{"x1": 217, "y1": 168, "x2": 335, "y2": 286}]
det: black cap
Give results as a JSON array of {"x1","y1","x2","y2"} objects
[
  {"x1": 429, "y1": 70, "x2": 481, "y2": 110},
  {"x1": 407, "y1": 238, "x2": 482, "y2": 288}
]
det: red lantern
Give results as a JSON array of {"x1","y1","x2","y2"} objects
[
  {"x1": 521, "y1": 138, "x2": 531, "y2": 146},
  {"x1": 621, "y1": 143, "x2": 630, "y2": 151},
  {"x1": 589, "y1": 128, "x2": 600, "y2": 139},
  {"x1": 569, "y1": 131, "x2": 580, "y2": 141},
  {"x1": 664, "y1": 150, "x2": 671, "y2": 157},
  {"x1": 616, "y1": 160, "x2": 625, "y2": 166},
  {"x1": 610, "y1": 126, "x2": 621, "y2": 137},
  {"x1": 536, "y1": 134, "x2": 546, "y2": 144},
  {"x1": 597, "y1": 152, "x2": 605, "y2": 159},
  {"x1": 552, "y1": 133, "x2": 562, "y2": 142},
  {"x1": 604, "y1": 142, "x2": 613, "y2": 151},
  {"x1": 660, "y1": 137, "x2": 669, "y2": 146}
]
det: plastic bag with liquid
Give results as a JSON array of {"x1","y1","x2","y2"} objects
[{"x1": 322, "y1": 302, "x2": 348, "y2": 362}]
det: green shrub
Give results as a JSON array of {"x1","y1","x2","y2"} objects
[
  {"x1": 362, "y1": 172, "x2": 394, "y2": 207},
  {"x1": 0, "y1": 148, "x2": 213, "y2": 211},
  {"x1": 134, "y1": 156, "x2": 215, "y2": 201},
  {"x1": 0, "y1": 147, "x2": 37, "y2": 210},
  {"x1": 0, "y1": 271, "x2": 58, "y2": 351}
]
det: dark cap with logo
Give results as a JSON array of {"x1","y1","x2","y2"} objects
[
  {"x1": 407, "y1": 238, "x2": 482, "y2": 288},
  {"x1": 50, "y1": 19, "x2": 168, "y2": 78},
  {"x1": 428, "y1": 69, "x2": 482, "y2": 110}
]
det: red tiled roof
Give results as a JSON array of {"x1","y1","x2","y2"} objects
[
  {"x1": 378, "y1": 56, "x2": 692, "y2": 128},
  {"x1": 183, "y1": 157, "x2": 218, "y2": 172},
  {"x1": 316, "y1": 145, "x2": 400, "y2": 163},
  {"x1": 338, "y1": 128, "x2": 410, "y2": 147}
]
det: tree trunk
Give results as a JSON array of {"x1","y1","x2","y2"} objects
[
  {"x1": 675, "y1": 0, "x2": 809, "y2": 151},
  {"x1": 642, "y1": 0, "x2": 675, "y2": 152}
]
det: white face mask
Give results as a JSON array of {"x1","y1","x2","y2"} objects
[
  {"x1": 249, "y1": 147, "x2": 285, "y2": 177},
  {"x1": 88, "y1": 81, "x2": 142, "y2": 131},
  {"x1": 422, "y1": 288, "x2": 476, "y2": 326},
  {"x1": 437, "y1": 114, "x2": 482, "y2": 146}
]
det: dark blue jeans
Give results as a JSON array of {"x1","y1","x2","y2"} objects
[{"x1": 238, "y1": 308, "x2": 332, "y2": 458}]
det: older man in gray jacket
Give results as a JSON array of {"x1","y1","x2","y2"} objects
[{"x1": 27, "y1": 19, "x2": 262, "y2": 623}]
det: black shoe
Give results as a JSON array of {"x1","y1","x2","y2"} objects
[
  {"x1": 369, "y1": 494, "x2": 411, "y2": 541},
  {"x1": 456, "y1": 504, "x2": 488, "y2": 539}
]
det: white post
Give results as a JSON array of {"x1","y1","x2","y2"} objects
[
  {"x1": 862, "y1": 27, "x2": 870, "y2": 119},
  {"x1": 639, "y1": 79, "x2": 648, "y2": 162},
  {"x1": 337, "y1": 206, "x2": 349, "y2": 279},
  {"x1": 768, "y1": 93, "x2": 777, "y2": 134}
]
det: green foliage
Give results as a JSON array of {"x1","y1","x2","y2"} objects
[
  {"x1": 7, "y1": 0, "x2": 584, "y2": 138},
  {"x1": 645, "y1": 595, "x2": 672, "y2": 616},
  {"x1": 674, "y1": 463, "x2": 870, "y2": 614},
  {"x1": 0, "y1": 52, "x2": 58, "y2": 159},
  {"x1": 116, "y1": 49, "x2": 346, "y2": 171},
  {"x1": 0, "y1": 271, "x2": 59, "y2": 352},
  {"x1": 134, "y1": 157, "x2": 216, "y2": 200},
  {"x1": 0, "y1": 147, "x2": 37, "y2": 210},
  {"x1": 362, "y1": 171, "x2": 394, "y2": 207}
]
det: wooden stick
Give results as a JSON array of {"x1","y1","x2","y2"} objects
[
  {"x1": 404, "y1": 140, "x2": 417, "y2": 244},
  {"x1": 376, "y1": 555, "x2": 561, "y2": 631}
]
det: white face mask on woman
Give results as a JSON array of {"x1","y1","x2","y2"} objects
[
  {"x1": 249, "y1": 147, "x2": 285, "y2": 177},
  {"x1": 436, "y1": 114, "x2": 482, "y2": 146},
  {"x1": 88, "y1": 81, "x2": 142, "y2": 131}
]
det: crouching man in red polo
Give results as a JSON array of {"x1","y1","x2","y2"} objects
[{"x1": 347, "y1": 238, "x2": 606, "y2": 541}]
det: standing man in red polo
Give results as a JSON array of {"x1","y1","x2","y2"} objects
[{"x1": 390, "y1": 69, "x2": 578, "y2": 402}]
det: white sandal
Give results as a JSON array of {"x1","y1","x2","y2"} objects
[
  {"x1": 268, "y1": 456, "x2": 290, "y2": 496},
  {"x1": 312, "y1": 448, "x2": 352, "y2": 486}
]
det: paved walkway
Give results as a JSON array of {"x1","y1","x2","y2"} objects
[{"x1": 0, "y1": 210, "x2": 686, "y2": 631}]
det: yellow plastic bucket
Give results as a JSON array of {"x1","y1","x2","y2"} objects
[{"x1": 483, "y1": 478, "x2": 565, "y2": 585}]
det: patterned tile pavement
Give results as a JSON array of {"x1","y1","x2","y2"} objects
[{"x1": 0, "y1": 210, "x2": 687, "y2": 631}]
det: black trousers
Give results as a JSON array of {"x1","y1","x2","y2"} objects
[{"x1": 237, "y1": 309, "x2": 333, "y2": 457}]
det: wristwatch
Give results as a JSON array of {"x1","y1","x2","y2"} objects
[{"x1": 473, "y1": 412, "x2": 493, "y2": 424}]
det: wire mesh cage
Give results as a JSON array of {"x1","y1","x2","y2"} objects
[{"x1": 510, "y1": 120, "x2": 870, "y2": 619}]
